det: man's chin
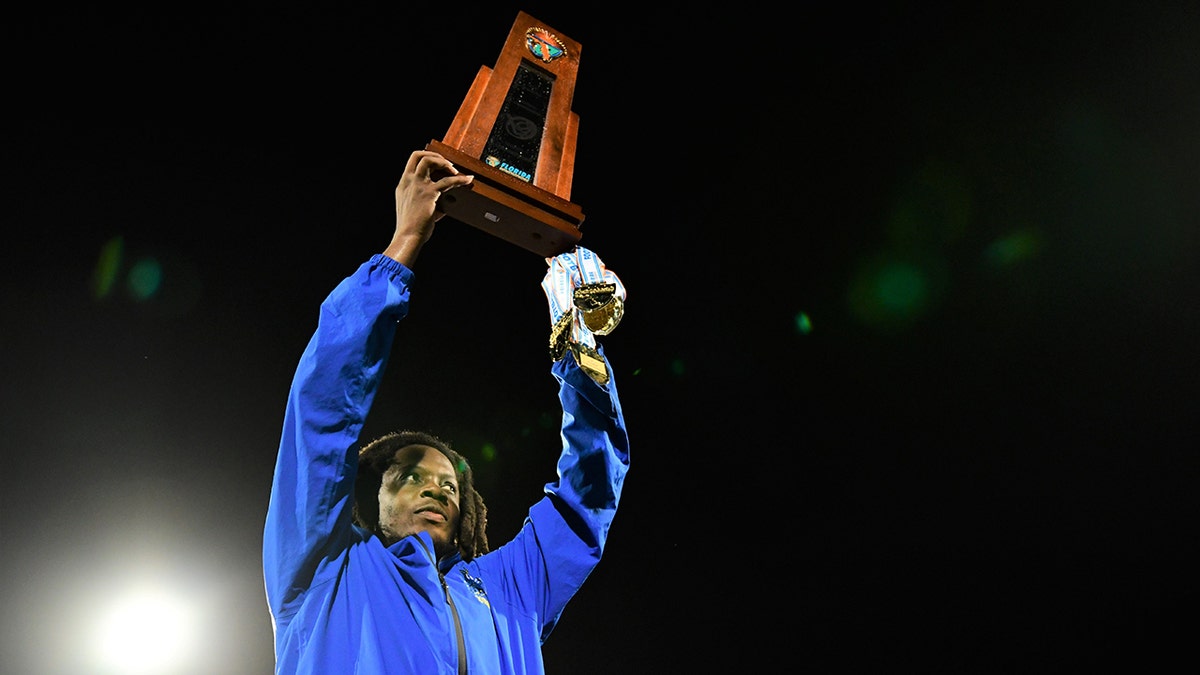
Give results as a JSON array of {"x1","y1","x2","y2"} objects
[{"x1": 418, "y1": 526, "x2": 455, "y2": 557}]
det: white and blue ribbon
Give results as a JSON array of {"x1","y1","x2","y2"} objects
[{"x1": 541, "y1": 246, "x2": 626, "y2": 373}]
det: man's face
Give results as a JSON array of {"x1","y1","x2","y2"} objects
[{"x1": 377, "y1": 445, "x2": 461, "y2": 559}]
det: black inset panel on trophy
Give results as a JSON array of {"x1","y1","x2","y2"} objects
[{"x1": 482, "y1": 62, "x2": 555, "y2": 183}]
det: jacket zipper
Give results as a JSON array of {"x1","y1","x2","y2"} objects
[
  {"x1": 418, "y1": 538, "x2": 467, "y2": 675},
  {"x1": 440, "y1": 570, "x2": 467, "y2": 675}
]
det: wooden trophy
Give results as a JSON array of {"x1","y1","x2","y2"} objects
[{"x1": 426, "y1": 11, "x2": 584, "y2": 258}]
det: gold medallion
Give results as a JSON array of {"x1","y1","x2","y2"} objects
[
  {"x1": 549, "y1": 312, "x2": 572, "y2": 361},
  {"x1": 569, "y1": 342, "x2": 609, "y2": 385}
]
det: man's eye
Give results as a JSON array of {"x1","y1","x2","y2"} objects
[{"x1": 443, "y1": 483, "x2": 457, "y2": 494}]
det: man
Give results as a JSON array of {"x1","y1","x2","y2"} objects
[{"x1": 263, "y1": 149, "x2": 630, "y2": 674}]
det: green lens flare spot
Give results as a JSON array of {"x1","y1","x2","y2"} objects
[
  {"x1": 127, "y1": 257, "x2": 163, "y2": 301},
  {"x1": 847, "y1": 252, "x2": 946, "y2": 332},
  {"x1": 92, "y1": 236, "x2": 125, "y2": 299},
  {"x1": 876, "y1": 262, "x2": 927, "y2": 313},
  {"x1": 794, "y1": 312, "x2": 813, "y2": 335},
  {"x1": 985, "y1": 229, "x2": 1044, "y2": 267}
]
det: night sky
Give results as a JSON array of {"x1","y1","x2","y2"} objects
[{"x1": 4, "y1": 3, "x2": 1199, "y2": 673}]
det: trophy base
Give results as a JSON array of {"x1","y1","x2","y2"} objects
[{"x1": 426, "y1": 140, "x2": 583, "y2": 258}]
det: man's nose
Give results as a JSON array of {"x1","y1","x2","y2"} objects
[{"x1": 421, "y1": 483, "x2": 449, "y2": 501}]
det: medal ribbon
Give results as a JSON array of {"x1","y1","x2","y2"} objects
[{"x1": 541, "y1": 247, "x2": 626, "y2": 384}]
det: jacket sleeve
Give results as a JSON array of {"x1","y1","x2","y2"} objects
[
  {"x1": 545, "y1": 346, "x2": 630, "y2": 552},
  {"x1": 509, "y1": 345, "x2": 631, "y2": 641},
  {"x1": 262, "y1": 254, "x2": 413, "y2": 623}
]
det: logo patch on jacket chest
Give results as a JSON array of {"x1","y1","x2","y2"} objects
[{"x1": 461, "y1": 569, "x2": 490, "y2": 608}]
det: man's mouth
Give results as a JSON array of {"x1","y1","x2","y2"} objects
[{"x1": 416, "y1": 506, "x2": 447, "y2": 522}]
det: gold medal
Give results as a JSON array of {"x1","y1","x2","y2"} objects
[
  {"x1": 572, "y1": 283, "x2": 615, "y2": 311},
  {"x1": 569, "y1": 342, "x2": 609, "y2": 385},
  {"x1": 574, "y1": 283, "x2": 623, "y2": 335},
  {"x1": 581, "y1": 296, "x2": 623, "y2": 335},
  {"x1": 549, "y1": 312, "x2": 572, "y2": 361}
]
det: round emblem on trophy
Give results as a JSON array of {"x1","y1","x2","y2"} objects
[
  {"x1": 504, "y1": 115, "x2": 540, "y2": 141},
  {"x1": 525, "y1": 27, "x2": 566, "y2": 63}
]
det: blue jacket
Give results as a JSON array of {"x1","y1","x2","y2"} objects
[{"x1": 263, "y1": 255, "x2": 629, "y2": 674}]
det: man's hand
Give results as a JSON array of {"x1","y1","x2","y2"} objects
[
  {"x1": 542, "y1": 247, "x2": 626, "y2": 384},
  {"x1": 383, "y1": 150, "x2": 474, "y2": 268}
]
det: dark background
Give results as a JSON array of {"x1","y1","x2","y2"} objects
[{"x1": 4, "y1": 2, "x2": 1198, "y2": 673}]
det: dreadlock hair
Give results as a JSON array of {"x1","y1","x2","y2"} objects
[{"x1": 353, "y1": 430, "x2": 489, "y2": 561}]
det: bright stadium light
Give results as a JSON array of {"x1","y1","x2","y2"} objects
[{"x1": 90, "y1": 582, "x2": 200, "y2": 674}]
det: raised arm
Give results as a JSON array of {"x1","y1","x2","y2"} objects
[
  {"x1": 471, "y1": 247, "x2": 630, "y2": 640},
  {"x1": 263, "y1": 149, "x2": 472, "y2": 622}
]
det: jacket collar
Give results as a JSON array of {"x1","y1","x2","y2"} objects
[{"x1": 385, "y1": 531, "x2": 462, "y2": 571}]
